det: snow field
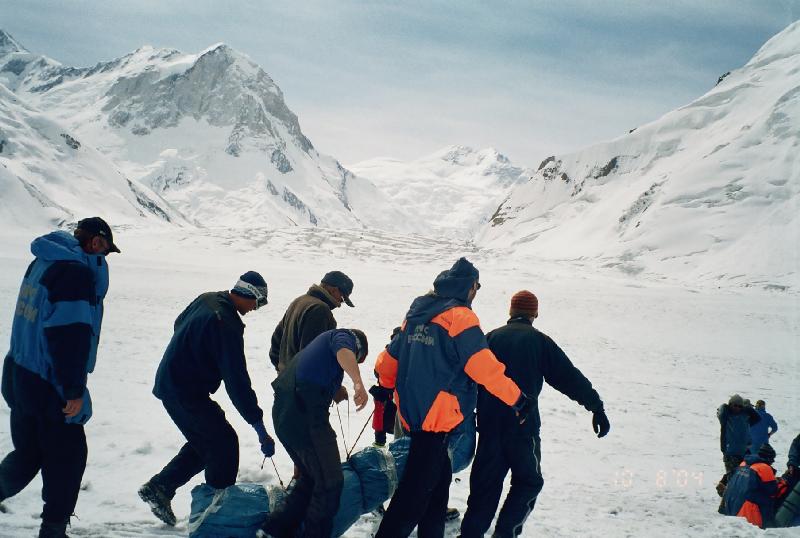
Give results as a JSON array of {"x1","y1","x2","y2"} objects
[{"x1": 0, "y1": 227, "x2": 797, "y2": 537}]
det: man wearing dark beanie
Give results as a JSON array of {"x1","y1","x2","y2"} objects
[
  {"x1": 138, "y1": 271, "x2": 276, "y2": 526},
  {"x1": 374, "y1": 258, "x2": 528, "y2": 538},
  {"x1": 460, "y1": 290, "x2": 610, "y2": 538}
]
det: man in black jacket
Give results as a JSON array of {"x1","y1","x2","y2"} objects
[
  {"x1": 460, "y1": 290, "x2": 610, "y2": 538},
  {"x1": 269, "y1": 271, "x2": 355, "y2": 373},
  {"x1": 138, "y1": 271, "x2": 275, "y2": 526}
]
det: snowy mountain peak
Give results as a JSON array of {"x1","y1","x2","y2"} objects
[
  {"x1": 481, "y1": 20, "x2": 800, "y2": 289},
  {"x1": 0, "y1": 30, "x2": 27, "y2": 55},
  {"x1": 745, "y1": 20, "x2": 800, "y2": 69}
]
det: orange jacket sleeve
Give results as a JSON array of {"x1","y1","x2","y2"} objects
[
  {"x1": 374, "y1": 348, "x2": 399, "y2": 390},
  {"x1": 464, "y1": 348, "x2": 521, "y2": 406}
]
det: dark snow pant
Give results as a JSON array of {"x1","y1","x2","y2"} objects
[
  {"x1": 0, "y1": 358, "x2": 87, "y2": 523},
  {"x1": 266, "y1": 384, "x2": 343, "y2": 538},
  {"x1": 460, "y1": 435, "x2": 543, "y2": 538},
  {"x1": 149, "y1": 397, "x2": 239, "y2": 498},
  {"x1": 375, "y1": 431, "x2": 451, "y2": 538}
]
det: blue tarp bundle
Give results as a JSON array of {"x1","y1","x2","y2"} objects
[
  {"x1": 187, "y1": 417, "x2": 476, "y2": 537},
  {"x1": 188, "y1": 482, "x2": 269, "y2": 537},
  {"x1": 331, "y1": 446, "x2": 396, "y2": 536}
]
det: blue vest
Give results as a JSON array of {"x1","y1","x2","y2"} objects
[{"x1": 8, "y1": 231, "x2": 108, "y2": 423}]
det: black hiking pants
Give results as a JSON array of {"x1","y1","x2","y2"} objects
[
  {"x1": 460, "y1": 434, "x2": 543, "y2": 538},
  {"x1": 0, "y1": 358, "x2": 87, "y2": 523},
  {"x1": 149, "y1": 397, "x2": 239, "y2": 497},
  {"x1": 375, "y1": 430, "x2": 452, "y2": 538},
  {"x1": 264, "y1": 383, "x2": 343, "y2": 538}
]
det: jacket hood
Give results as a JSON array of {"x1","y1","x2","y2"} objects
[
  {"x1": 743, "y1": 454, "x2": 773, "y2": 466},
  {"x1": 405, "y1": 293, "x2": 466, "y2": 325},
  {"x1": 432, "y1": 257, "x2": 479, "y2": 304},
  {"x1": 30, "y1": 231, "x2": 85, "y2": 263}
]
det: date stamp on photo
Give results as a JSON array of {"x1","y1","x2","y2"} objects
[{"x1": 613, "y1": 469, "x2": 704, "y2": 489}]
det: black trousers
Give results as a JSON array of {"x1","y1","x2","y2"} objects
[
  {"x1": 265, "y1": 385, "x2": 343, "y2": 538},
  {"x1": 0, "y1": 359, "x2": 87, "y2": 523},
  {"x1": 460, "y1": 434, "x2": 544, "y2": 538},
  {"x1": 149, "y1": 397, "x2": 239, "y2": 497},
  {"x1": 375, "y1": 430, "x2": 452, "y2": 538}
]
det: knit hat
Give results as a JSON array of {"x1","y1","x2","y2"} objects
[
  {"x1": 757, "y1": 443, "x2": 776, "y2": 464},
  {"x1": 510, "y1": 290, "x2": 539, "y2": 318},
  {"x1": 232, "y1": 271, "x2": 268, "y2": 309},
  {"x1": 433, "y1": 257, "x2": 480, "y2": 303},
  {"x1": 728, "y1": 394, "x2": 744, "y2": 407}
]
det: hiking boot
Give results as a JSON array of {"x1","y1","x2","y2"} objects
[
  {"x1": 138, "y1": 481, "x2": 176, "y2": 526},
  {"x1": 38, "y1": 520, "x2": 69, "y2": 538},
  {"x1": 446, "y1": 507, "x2": 460, "y2": 521}
]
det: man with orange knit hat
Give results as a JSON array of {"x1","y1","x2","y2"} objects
[{"x1": 460, "y1": 290, "x2": 610, "y2": 538}]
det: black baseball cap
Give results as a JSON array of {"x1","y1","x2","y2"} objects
[
  {"x1": 321, "y1": 270, "x2": 354, "y2": 307},
  {"x1": 76, "y1": 217, "x2": 121, "y2": 254}
]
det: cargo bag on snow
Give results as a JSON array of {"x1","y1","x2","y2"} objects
[{"x1": 188, "y1": 417, "x2": 475, "y2": 537}]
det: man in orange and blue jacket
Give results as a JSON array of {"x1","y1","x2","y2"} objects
[
  {"x1": 373, "y1": 257, "x2": 528, "y2": 538},
  {"x1": 722, "y1": 443, "x2": 784, "y2": 528}
]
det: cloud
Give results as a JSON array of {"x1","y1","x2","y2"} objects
[{"x1": 2, "y1": 0, "x2": 796, "y2": 167}]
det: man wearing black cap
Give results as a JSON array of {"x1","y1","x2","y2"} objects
[
  {"x1": 138, "y1": 272, "x2": 276, "y2": 527},
  {"x1": 269, "y1": 271, "x2": 355, "y2": 373},
  {"x1": 0, "y1": 217, "x2": 119, "y2": 538}
]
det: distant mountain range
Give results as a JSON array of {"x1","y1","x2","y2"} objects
[
  {"x1": 1, "y1": 22, "x2": 797, "y2": 288},
  {"x1": 0, "y1": 31, "x2": 411, "y2": 230}
]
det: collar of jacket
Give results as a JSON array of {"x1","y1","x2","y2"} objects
[
  {"x1": 508, "y1": 316, "x2": 533, "y2": 326},
  {"x1": 307, "y1": 284, "x2": 337, "y2": 309},
  {"x1": 211, "y1": 291, "x2": 245, "y2": 328}
]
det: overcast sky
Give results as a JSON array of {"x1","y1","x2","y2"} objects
[{"x1": 2, "y1": 1, "x2": 798, "y2": 167}]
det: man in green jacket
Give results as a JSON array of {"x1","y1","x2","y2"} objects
[{"x1": 268, "y1": 271, "x2": 355, "y2": 373}]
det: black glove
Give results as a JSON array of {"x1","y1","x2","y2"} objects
[
  {"x1": 252, "y1": 421, "x2": 276, "y2": 457},
  {"x1": 592, "y1": 407, "x2": 610, "y2": 438},
  {"x1": 512, "y1": 393, "x2": 533, "y2": 424},
  {"x1": 369, "y1": 384, "x2": 393, "y2": 403},
  {"x1": 382, "y1": 399, "x2": 397, "y2": 434},
  {"x1": 260, "y1": 434, "x2": 276, "y2": 458}
]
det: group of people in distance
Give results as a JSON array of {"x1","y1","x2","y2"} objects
[
  {"x1": 717, "y1": 394, "x2": 800, "y2": 528},
  {"x1": 0, "y1": 217, "x2": 614, "y2": 538}
]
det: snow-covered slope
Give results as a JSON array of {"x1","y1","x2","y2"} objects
[
  {"x1": 0, "y1": 83, "x2": 181, "y2": 230},
  {"x1": 481, "y1": 22, "x2": 800, "y2": 289},
  {"x1": 351, "y1": 145, "x2": 530, "y2": 237},
  {"x1": 0, "y1": 31, "x2": 412, "y2": 231}
]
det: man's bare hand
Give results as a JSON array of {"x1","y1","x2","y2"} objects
[
  {"x1": 62, "y1": 398, "x2": 83, "y2": 418},
  {"x1": 353, "y1": 382, "x2": 368, "y2": 411}
]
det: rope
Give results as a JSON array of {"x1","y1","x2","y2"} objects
[
  {"x1": 335, "y1": 403, "x2": 350, "y2": 457},
  {"x1": 346, "y1": 409, "x2": 375, "y2": 460}
]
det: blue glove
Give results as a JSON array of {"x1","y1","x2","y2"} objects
[{"x1": 251, "y1": 422, "x2": 275, "y2": 457}]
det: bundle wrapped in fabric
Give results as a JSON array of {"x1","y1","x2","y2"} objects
[
  {"x1": 332, "y1": 447, "x2": 397, "y2": 536},
  {"x1": 188, "y1": 483, "x2": 269, "y2": 537},
  {"x1": 187, "y1": 418, "x2": 475, "y2": 537}
]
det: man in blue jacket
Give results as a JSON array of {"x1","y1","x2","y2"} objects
[
  {"x1": 259, "y1": 328, "x2": 369, "y2": 538},
  {"x1": 0, "y1": 217, "x2": 119, "y2": 538},
  {"x1": 716, "y1": 394, "x2": 761, "y2": 504},
  {"x1": 750, "y1": 400, "x2": 778, "y2": 455},
  {"x1": 138, "y1": 272, "x2": 275, "y2": 527}
]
